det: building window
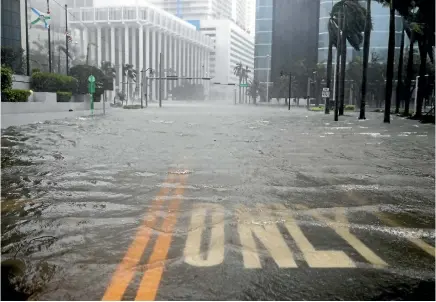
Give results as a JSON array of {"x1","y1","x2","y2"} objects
[
  {"x1": 254, "y1": 44, "x2": 271, "y2": 57},
  {"x1": 255, "y1": 19, "x2": 272, "y2": 32},
  {"x1": 256, "y1": 6, "x2": 272, "y2": 19},
  {"x1": 255, "y1": 31, "x2": 272, "y2": 44}
]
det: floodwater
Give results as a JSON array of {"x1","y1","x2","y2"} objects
[{"x1": 1, "y1": 102, "x2": 435, "y2": 300}]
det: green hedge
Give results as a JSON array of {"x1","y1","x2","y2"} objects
[
  {"x1": 1, "y1": 66, "x2": 13, "y2": 91},
  {"x1": 57, "y1": 91, "x2": 72, "y2": 102},
  {"x1": 31, "y1": 72, "x2": 78, "y2": 93},
  {"x1": 345, "y1": 105, "x2": 355, "y2": 111},
  {"x1": 1, "y1": 89, "x2": 31, "y2": 102}
]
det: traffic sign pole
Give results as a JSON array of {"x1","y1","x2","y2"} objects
[{"x1": 88, "y1": 75, "x2": 96, "y2": 116}]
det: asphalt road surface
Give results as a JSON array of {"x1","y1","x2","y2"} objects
[{"x1": 1, "y1": 101, "x2": 435, "y2": 300}]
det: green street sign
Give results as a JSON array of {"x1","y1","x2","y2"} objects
[
  {"x1": 240, "y1": 83, "x2": 249, "y2": 87},
  {"x1": 88, "y1": 75, "x2": 96, "y2": 94}
]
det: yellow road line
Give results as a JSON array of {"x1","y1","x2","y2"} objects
[
  {"x1": 102, "y1": 174, "x2": 176, "y2": 301},
  {"x1": 135, "y1": 174, "x2": 187, "y2": 301},
  {"x1": 375, "y1": 212, "x2": 435, "y2": 258}
]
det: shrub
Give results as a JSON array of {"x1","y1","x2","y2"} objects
[
  {"x1": 1, "y1": 89, "x2": 31, "y2": 102},
  {"x1": 31, "y1": 72, "x2": 78, "y2": 93},
  {"x1": 345, "y1": 105, "x2": 355, "y2": 111},
  {"x1": 123, "y1": 104, "x2": 142, "y2": 109},
  {"x1": 56, "y1": 91, "x2": 72, "y2": 102},
  {"x1": 32, "y1": 68, "x2": 40, "y2": 74},
  {"x1": 1, "y1": 66, "x2": 13, "y2": 91}
]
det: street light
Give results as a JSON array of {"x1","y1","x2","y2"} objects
[
  {"x1": 281, "y1": 70, "x2": 292, "y2": 110},
  {"x1": 266, "y1": 54, "x2": 270, "y2": 102},
  {"x1": 141, "y1": 68, "x2": 154, "y2": 108}
]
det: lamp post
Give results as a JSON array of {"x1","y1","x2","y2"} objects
[
  {"x1": 266, "y1": 54, "x2": 270, "y2": 102},
  {"x1": 141, "y1": 68, "x2": 154, "y2": 108}
]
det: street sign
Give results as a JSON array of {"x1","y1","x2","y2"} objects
[
  {"x1": 240, "y1": 83, "x2": 249, "y2": 87},
  {"x1": 88, "y1": 75, "x2": 96, "y2": 94},
  {"x1": 322, "y1": 87, "x2": 330, "y2": 98}
]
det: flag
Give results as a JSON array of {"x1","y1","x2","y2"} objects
[{"x1": 30, "y1": 7, "x2": 51, "y2": 29}]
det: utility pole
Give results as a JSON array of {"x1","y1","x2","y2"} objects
[
  {"x1": 288, "y1": 73, "x2": 292, "y2": 110},
  {"x1": 334, "y1": 12, "x2": 342, "y2": 121},
  {"x1": 47, "y1": 0, "x2": 52, "y2": 72},
  {"x1": 306, "y1": 77, "x2": 311, "y2": 109},
  {"x1": 24, "y1": 0, "x2": 30, "y2": 75},
  {"x1": 65, "y1": 4, "x2": 69, "y2": 75},
  {"x1": 159, "y1": 52, "x2": 163, "y2": 107}
]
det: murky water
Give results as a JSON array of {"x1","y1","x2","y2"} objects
[{"x1": 1, "y1": 103, "x2": 435, "y2": 300}]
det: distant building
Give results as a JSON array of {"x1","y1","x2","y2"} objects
[
  {"x1": 270, "y1": 0, "x2": 320, "y2": 97},
  {"x1": 199, "y1": 19, "x2": 254, "y2": 98},
  {"x1": 68, "y1": 1, "x2": 214, "y2": 101},
  {"x1": 245, "y1": 0, "x2": 255, "y2": 36},
  {"x1": 253, "y1": 0, "x2": 273, "y2": 84},
  {"x1": 1, "y1": 0, "x2": 25, "y2": 49},
  {"x1": 149, "y1": 0, "x2": 233, "y2": 21}
]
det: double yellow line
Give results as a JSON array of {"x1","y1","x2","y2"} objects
[{"x1": 102, "y1": 173, "x2": 187, "y2": 301}]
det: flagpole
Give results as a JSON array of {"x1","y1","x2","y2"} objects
[
  {"x1": 65, "y1": 4, "x2": 69, "y2": 75},
  {"x1": 24, "y1": 0, "x2": 30, "y2": 75},
  {"x1": 47, "y1": 0, "x2": 52, "y2": 72}
]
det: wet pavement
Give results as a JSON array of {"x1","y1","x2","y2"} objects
[{"x1": 1, "y1": 101, "x2": 435, "y2": 300}]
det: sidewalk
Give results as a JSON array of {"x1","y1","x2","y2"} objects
[{"x1": 1, "y1": 109, "x2": 106, "y2": 128}]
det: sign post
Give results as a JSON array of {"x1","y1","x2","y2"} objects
[
  {"x1": 322, "y1": 87, "x2": 330, "y2": 112},
  {"x1": 88, "y1": 75, "x2": 96, "y2": 115}
]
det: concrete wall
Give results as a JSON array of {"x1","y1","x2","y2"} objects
[
  {"x1": 12, "y1": 74, "x2": 31, "y2": 90},
  {"x1": 1, "y1": 92, "x2": 110, "y2": 128},
  {"x1": 2, "y1": 92, "x2": 107, "y2": 114}
]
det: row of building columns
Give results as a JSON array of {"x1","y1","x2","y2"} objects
[{"x1": 77, "y1": 25, "x2": 211, "y2": 102}]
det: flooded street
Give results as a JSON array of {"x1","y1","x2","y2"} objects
[{"x1": 1, "y1": 101, "x2": 435, "y2": 300}]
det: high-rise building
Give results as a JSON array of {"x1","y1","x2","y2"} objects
[
  {"x1": 149, "y1": 0, "x2": 233, "y2": 21},
  {"x1": 245, "y1": 0, "x2": 255, "y2": 36},
  {"x1": 253, "y1": 0, "x2": 273, "y2": 84},
  {"x1": 269, "y1": 0, "x2": 320, "y2": 96},
  {"x1": 1, "y1": 0, "x2": 25, "y2": 49},
  {"x1": 318, "y1": 0, "x2": 404, "y2": 64},
  {"x1": 199, "y1": 19, "x2": 254, "y2": 94},
  {"x1": 232, "y1": 0, "x2": 247, "y2": 30}
]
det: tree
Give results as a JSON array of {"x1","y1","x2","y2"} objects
[
  {"x1": 69, "y1": 64, "x2": 105, "y2": 99},
  {"x1": 329, "y1": 0, "x2": 366, "y2": 118},
  {"x1": 243, "y1": 65, "x2": 251, "y2": 103},
  {"x1": 122, "y1": 64, "x2": 137, "y2": 103},
  {"x1": 395, "y1": 17, "x2": 406, "y2": 114},
  {"x1": 383, "y1": 0, "x2": 396, "y2": 123},
  {"x1": 1, "y1": 47, "x2": 25, "y2": 75},
  {"x1": 358, "y1": 0, "x2": 372, "y2": 119},
  {"x1": 247, "y1": 79, "x2": 260, "y2": 104},
  {"x1": 31, "y1": 39, "x2": 82, "y2": 74},
  {"x1": 101, "y1": 61, "x2": 116, "y2": 102},
  {"x1": 233, "y1": 62, "x2": 243, "y2": 103}
]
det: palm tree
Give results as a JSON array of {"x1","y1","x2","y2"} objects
[
  {"x1": 359, "y1": 0, "x2": 372, "y2": 120},
  {"x1": 383, "y1": 0, "x2": 396, "y2": 123},
  {"x1": 329, "y1": 0, "x2": 366, "y2": 117},
  {"x1": 233, "y1": 62, "x2": 243, "y2": 103},
  {"x1": 247, "y1": 79, "x2": 260, "y2": 104},
  {"x1": 395, "y1": 17, "x2": 406, "y2": 114},
  {"x1": 122, "y1": 64, "x2": 137, "y2": 104},
  {"x1": 242, "y1": 65, "x2": 251, "y2": 103},
  {"x1": 325, "y1": 35, "x2": 334, "y2": 114}
]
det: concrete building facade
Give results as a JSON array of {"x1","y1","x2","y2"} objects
[
  {"x1": 199, "y1": 19, "x2": 254, "y2": 85},
  {"x1": 68, "y1": 0, "x2": 214, "y2": 101},
  {"x1": 253, "y1": 0, "x2": 272, "y2": 84},
  {"x1": 149, "y1": 0, "x2": 233, "y2": 21}
]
